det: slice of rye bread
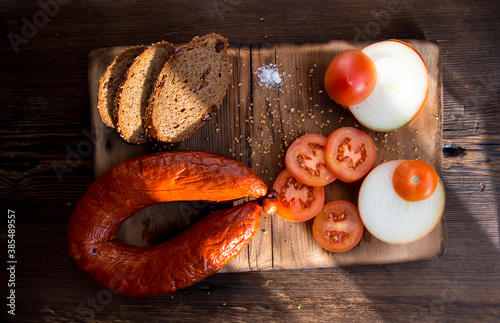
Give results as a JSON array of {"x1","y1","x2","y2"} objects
[
  {"x1": 97, "y1": 45, "x2": 147, "y2": 128},
  {"x1": 115, "y1": 41, "x2": 176, "y2": 144},
  {"x1": 145, "y1": 33, "x2": 231, "y2": 145}
]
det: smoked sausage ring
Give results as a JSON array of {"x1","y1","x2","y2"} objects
[{"x1": 67, "y1": 150, "x2": 269, "y2": 297}]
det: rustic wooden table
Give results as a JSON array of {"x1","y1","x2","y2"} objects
[{"x1": 1, "y1": 0, "x2": 499, "y2": 322}]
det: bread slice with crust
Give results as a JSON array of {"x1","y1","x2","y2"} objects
[
  {"x1": 98, "y1": 45, "x2": 147, "y2": 128},
  {"x1": 145, "y1": 33, "x2": 230, "y2": 146},
  {"x1": 115, "y1": 41, "x2": 176, "y2": 144}
]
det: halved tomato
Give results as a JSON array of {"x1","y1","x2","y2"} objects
[
  {"x1": 285, "y1": 134, "x2": 337, "y2": 187},
  {"x1": 312, "y1": 200, "x2": 364, "y2": 253},
  {"x1": 272, "y1": 169, "x2": 325, "y2": 222},
  {"x1": 325, "y1": 127, "x2": 376, "y2": 183}
]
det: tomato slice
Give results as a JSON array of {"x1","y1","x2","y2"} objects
[
  {"x1": 272, "y1": 169, "x2": 325, "y2": 222},
  {"x1": 324, "y1": 49, "x2": 377, "y2": 107},
  {"x1": 284, "y1": 134, "x2": 337, "y2": 187},
  {"x1": 392, "y1": 160, "x2": 439, "y2": 202},
  {"x1": 325, "y1": 127, "x2": 376, "y2": 183},
  {"x1": 312, "y1": 200, "x2": 364, "y2": 253}
]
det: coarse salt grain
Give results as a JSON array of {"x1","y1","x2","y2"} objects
[{"x1": 255, "y1": 63, "x2": 282, "y2": 89}]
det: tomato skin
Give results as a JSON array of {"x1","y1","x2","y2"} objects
[
  {"x1": 312, "y1": 200, "x2": 364, "y2": 253},
  {"x1": 272, "y1": 169, "x2": 325, "y2": 222},
  {"x1": 284, "y1": 134, "x2": 337, "y2": 187},
  {"x1": 324, "y1": 127, "x2": 376, "y2": 183},
  {"x1": 392, "y1": 160, "x2": 439, "y2": 202},
  {"x1": 324, "y1": 50, "x2": 377, "y2": 106}
]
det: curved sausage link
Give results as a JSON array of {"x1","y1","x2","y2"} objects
[{"x1": 67, "y1": 150, "x2": 267, "y2": 297}]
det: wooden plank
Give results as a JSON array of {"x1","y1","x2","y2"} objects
[
  {"x1": 88, "y1": 40, "x2": 445, "y2": 273},
  {"x1": 250, "y1": 40, "x2": 446, "y2": 268}
]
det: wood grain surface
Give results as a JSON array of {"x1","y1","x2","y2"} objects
[
  {"x1": 89, "y1": 40, "x2": 445, "y2": 273},
  {"x1": 0, "y1": 0, "x2": 498, "y2": 322}
]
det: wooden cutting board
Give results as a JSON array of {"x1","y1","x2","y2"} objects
[{"x1": 87, "y1": 40, "x2": 445, "y2": 273}]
